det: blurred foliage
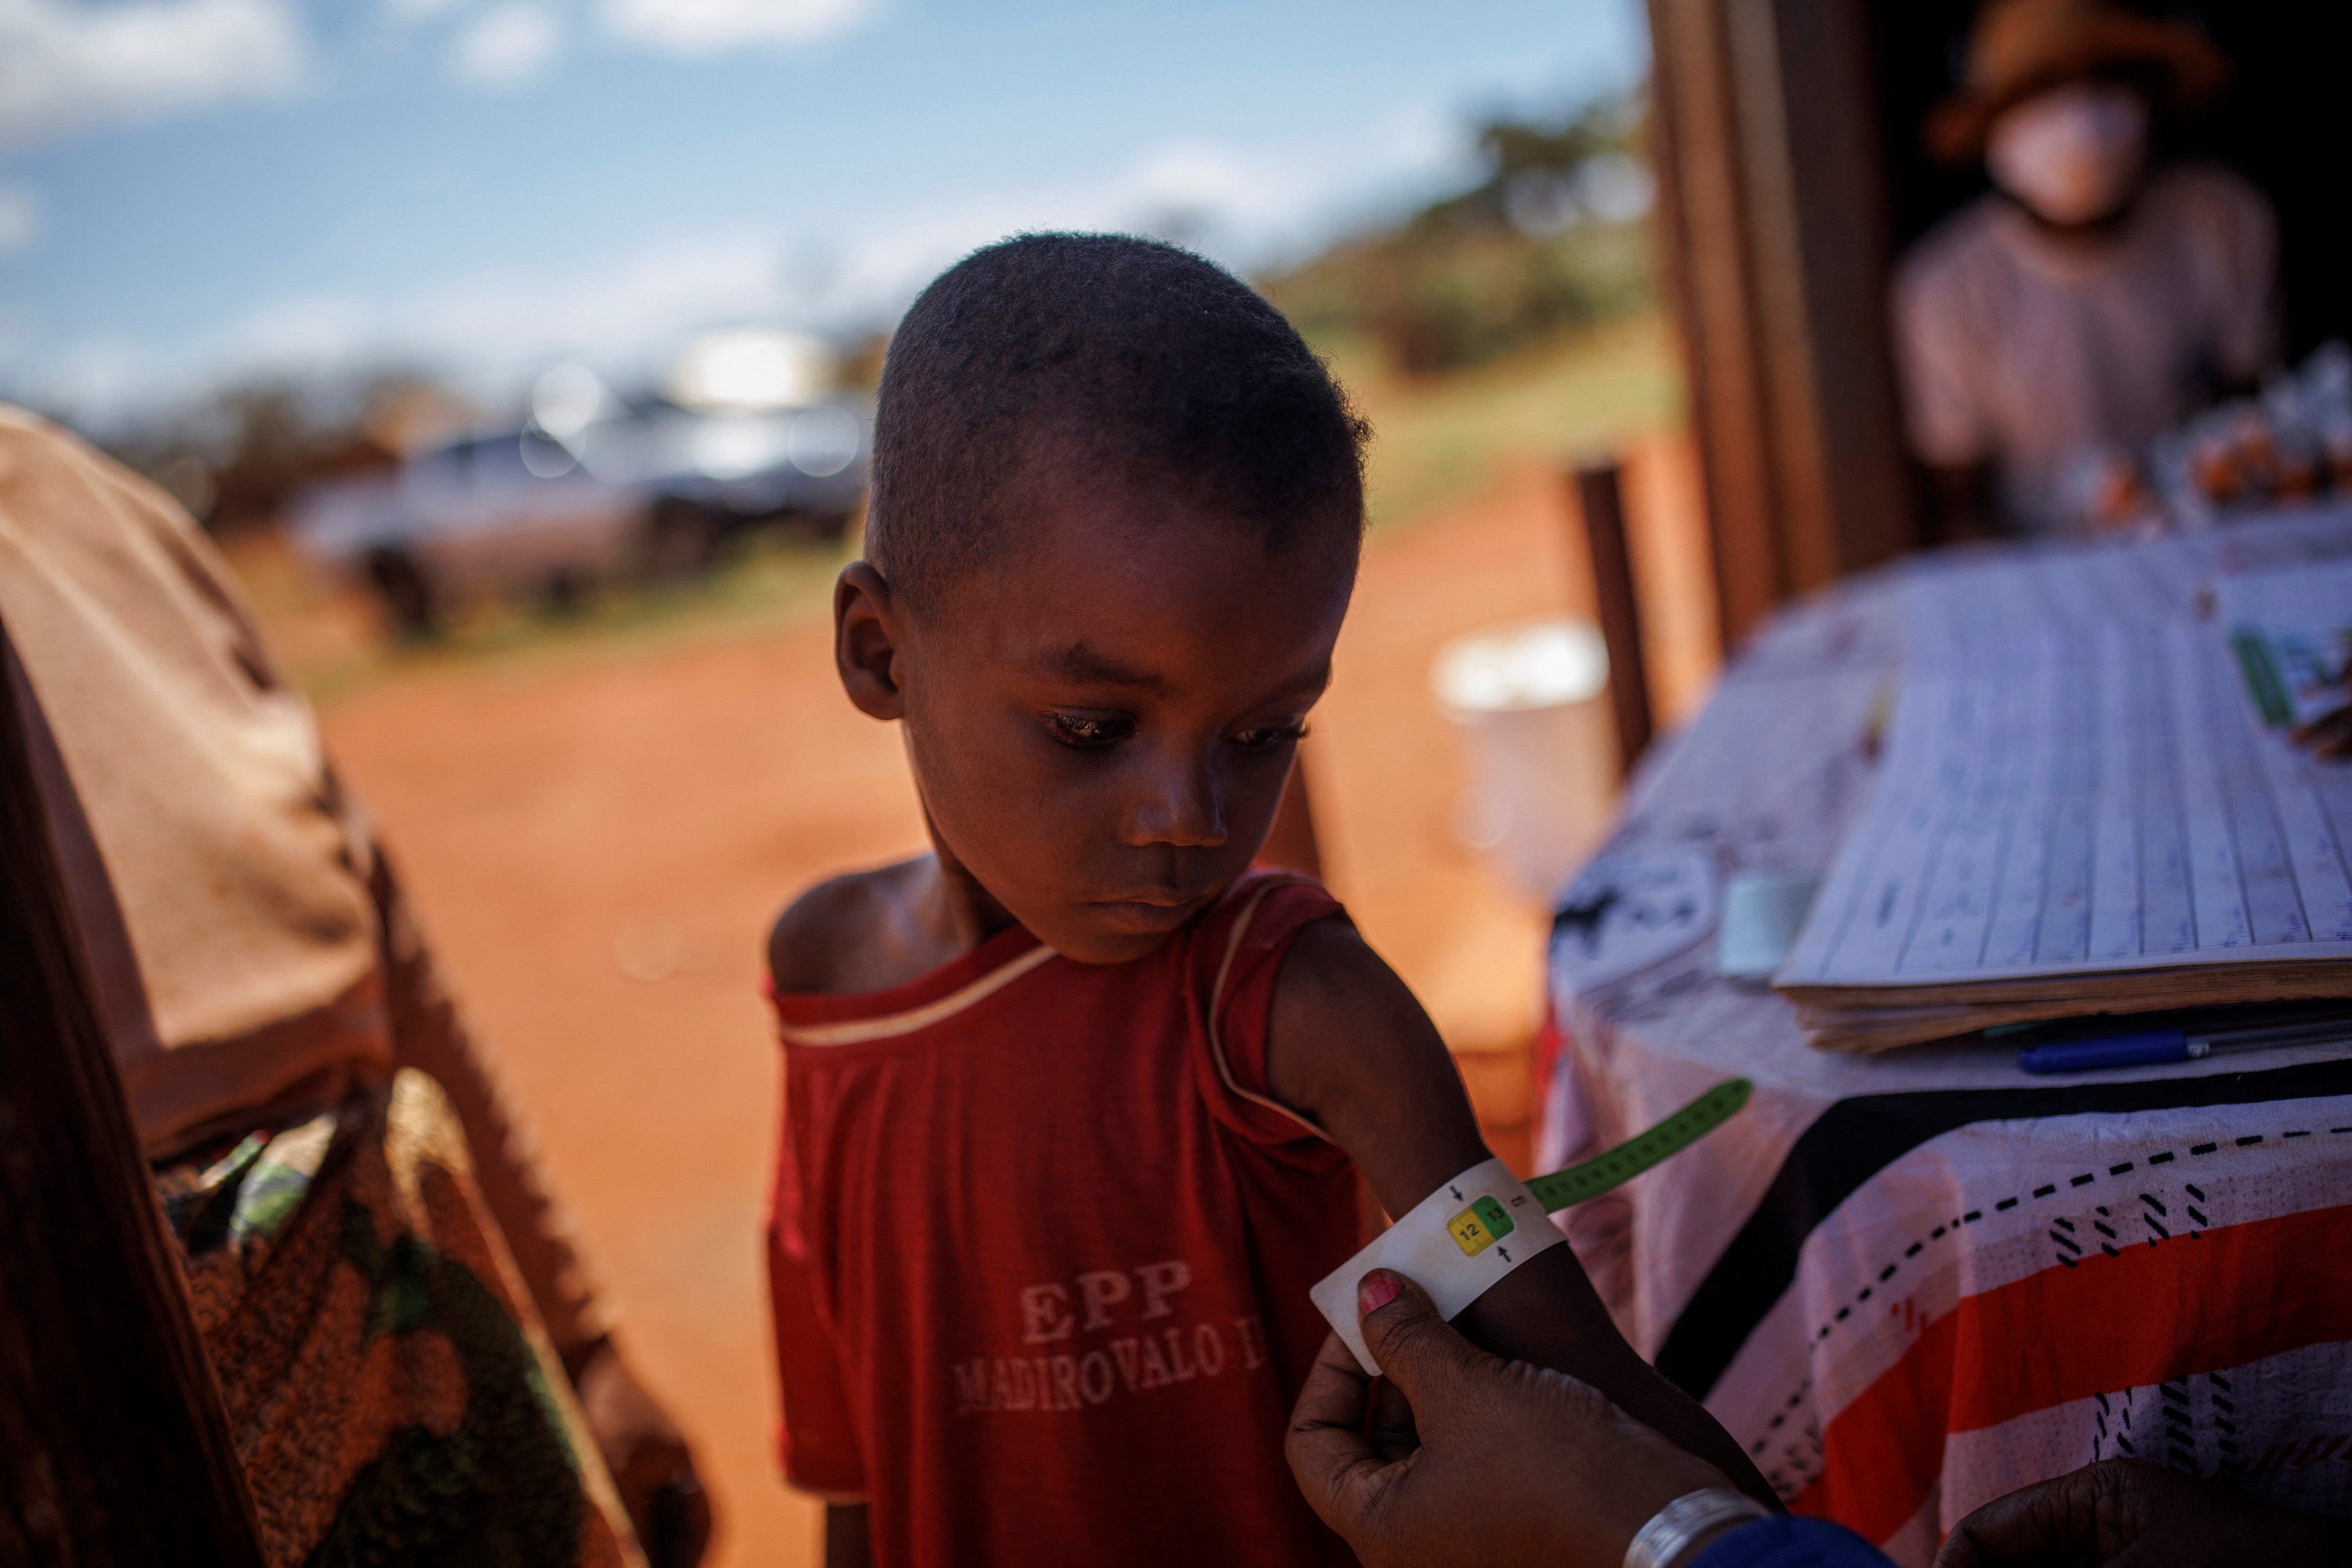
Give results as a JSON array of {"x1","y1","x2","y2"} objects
[
  {"x1": 103, "y1": 372, "x2": 456, "y2": 535},
  {"x1": 1336, "y1": 312, "x2": 1680, "y2": 528},
  {"x1": 1264, "y1": 91, "x2": 1655, "y2": 377},
  {"x1": 834, "y1": 330, "x2": 891, "y2": 391}
]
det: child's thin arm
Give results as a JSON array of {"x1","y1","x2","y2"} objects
[
  {"x1": 824, "y1": 1505, "x2": 870, "y2": 1568},
  {"x1": 1265, "y1": 917, "x2": 1775, "y2": 1502}
]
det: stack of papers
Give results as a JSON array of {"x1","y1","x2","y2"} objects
[{"x1": 1774, "y1": 536, "x2": 2352, "y2": 1052}]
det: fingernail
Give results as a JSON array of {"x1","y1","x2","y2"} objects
[{"x1": 1358, "y1": 1270, "x2": 1401, "y2": 1315}]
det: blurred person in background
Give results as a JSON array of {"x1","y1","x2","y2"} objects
[
  {"x1": 0, "y1": 407, "x2": 710, "y2": 1568},
  {"x1": 1893, "y1": 0, "x2": 2278, "y2": 539}
]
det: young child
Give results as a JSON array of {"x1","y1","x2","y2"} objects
[{"x1": 764, "y1": 233, "x2": 1763, "y2": 1566}]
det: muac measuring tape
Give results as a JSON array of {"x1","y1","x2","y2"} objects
[{"x1": 1311, "y1": 1078, "x2": 1752, "y2": 1372}]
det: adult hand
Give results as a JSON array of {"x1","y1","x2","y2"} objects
[
  {"x1": 1286, "y1": 1267, "x2": 1735, "y2": 1568},
  {"x1": 572, "y1": 1338, "x2": 715, "y2": 1568},
  {"x1": 1936, "y1": 1457, "x2": 2352, "y2": 1567},
  {"x1": 2289, "y1": 697, "x2": 2352, "y2": 760}
]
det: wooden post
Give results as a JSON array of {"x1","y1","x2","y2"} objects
[
  {"x1": 1572, "y1": 460, "x2": 1655, "y2": 777},
  {"x1": 1645, "y1": 0, "x2": 1917, "y2": 650},
  {"x1": 0, "y1": 625, "x2": 265, "y2": 1568},
  {"x1": 1646, "y1": 0, "x2": 1786, "y2": 652}
]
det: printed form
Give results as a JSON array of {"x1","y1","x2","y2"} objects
[{"x1": 1780, "y1": 552, "x2": 2352, "y2": 990}]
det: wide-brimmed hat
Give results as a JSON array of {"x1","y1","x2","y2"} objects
[{"x1": 1926, "y1": 0, "x2": 2230, "y2": 164}]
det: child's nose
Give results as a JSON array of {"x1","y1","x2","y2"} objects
[{"x1": 1124, "y1": 752, "x2": 1227, "y2": 848}]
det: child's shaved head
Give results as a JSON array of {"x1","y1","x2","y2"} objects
[{"x1": 866, "y1": 232, "x2": 1367, "y2": 607}]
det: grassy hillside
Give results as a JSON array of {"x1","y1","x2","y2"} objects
[{"x1": 1334, "y1": 309, "x2": 1681, "y2": 529}]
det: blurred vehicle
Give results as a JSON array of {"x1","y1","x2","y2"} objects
[
  {"x1": 638, "y1": 397, "x2": 869, "y2": 545},
  {"x1": 290, "y1": 388, "x2": 868, "y2": 634},
  {"x1": 646, "y1": 328, "x2": 869, "y2": 552}
]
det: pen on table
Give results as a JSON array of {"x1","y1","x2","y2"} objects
[{"x1": 2017, "y1": 1017, "x2": 2352, "y2": 1075}]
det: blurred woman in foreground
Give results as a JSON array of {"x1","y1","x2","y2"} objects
[{"x1": 0, "y1": 407, "x2": 708, "y2": 1567}]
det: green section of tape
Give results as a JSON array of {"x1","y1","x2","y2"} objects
[
  {"x1": 1526, "y1": 1077, "x2": 1752, "y2": 1212},
  {"x1": 2231, "y1": 630, "x2": 2294, "y2": 728}
]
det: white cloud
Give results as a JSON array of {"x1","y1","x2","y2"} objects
[
  {"x1": 217, "y1": 293, "x2": 380, "y2": 372},
  {"x1": 36, "y1": 336, "x2": 155, "y2": 418},
  {"x1": 407, "y1": 234, "x2": 787, "y2": 373},
  {"x1": 0, "y1": 0, "x2": 311, "y2": 152},
  {"x1": 448, "y1": 1, "x2": 562, "y2": 87},
  {"x1": 0, "y1": 183, "x2": 40, "y2": 256},
  {"x1": 599, "y1": 0, "x2": 873, "y2": 55},
  {"x1": 813, "y1": 115, "x2": 1465, "y2": 318}
]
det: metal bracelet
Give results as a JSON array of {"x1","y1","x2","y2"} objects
[{"x1": 1622, "y1": 1487, "x2": 1771, "y2": 1568}]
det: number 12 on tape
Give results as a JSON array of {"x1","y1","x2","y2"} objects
[{"x1": 1447, "y1": 1195, "x2": 1516, "y2": 1255}]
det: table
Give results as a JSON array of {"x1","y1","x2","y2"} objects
[{"x1": 1537, "y1": 514, "x2": 2352, "y2": 1564}]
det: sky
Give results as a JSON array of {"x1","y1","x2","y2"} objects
[{"x1": 0, "y1": 0, "x2": 1648, "y2": 424}]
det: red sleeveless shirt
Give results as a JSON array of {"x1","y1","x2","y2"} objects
[{"x1": 766, "y1": 870, "x2": 1361, "y2": 1567}]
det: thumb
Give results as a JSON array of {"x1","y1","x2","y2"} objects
[
  {"x1": 1356, "y1": 1268, "x2": 1498, "y2": 1414},
  {"x1": 1935, "y1": 1466, "x2": 2105, "y2": 1568}
]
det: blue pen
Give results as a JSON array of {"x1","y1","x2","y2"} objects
[{"x1": 2019, "y1": 1018, "x2": 2352, "y2": 1075}]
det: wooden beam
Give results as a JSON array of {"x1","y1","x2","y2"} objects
[
  {"x1": 1572, "y1": 460, "x2": 1656, "y2": 776},
  {"x1": 1649, "y1": 0, "x2": 1787, "y2": 650},
  {"x1": 1647, "y1": 0, "x2": 1917, "y2": 644},
  {"x1": 1728, "y1": 0, "x2": 1915, "y2": 589},
  {"x1": 0, "y1": 624, "x2": 265, "y2": 1568}
]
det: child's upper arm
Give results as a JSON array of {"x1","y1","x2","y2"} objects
[{"x1": 1263, "y1": 915, "x2": 1489, "y2": 1216}]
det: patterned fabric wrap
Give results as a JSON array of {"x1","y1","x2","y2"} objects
[{"x1": 156, "y1": 1068, "x2": 642, "y2": 1568}]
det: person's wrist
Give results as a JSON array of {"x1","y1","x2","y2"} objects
[
  {"x1": 1622, "y1": 1487, "x2": 1771, "y2": 1568},
  {"x1": 1663, "y1": 1515, "x2": 1759, "y2": 1568}
]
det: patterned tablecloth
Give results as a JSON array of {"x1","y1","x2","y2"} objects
[{"x1": 1536, "y1": 519, "x2": 2352, "y2": 1565}]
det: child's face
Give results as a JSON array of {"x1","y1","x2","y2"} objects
[{"x1": 843, "y1": 462, "x2": 1355, "y2": 964}]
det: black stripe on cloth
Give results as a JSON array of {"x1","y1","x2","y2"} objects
[{"x1": 1653, "y1": 1057, "x2": 2352, "y2": 1400}]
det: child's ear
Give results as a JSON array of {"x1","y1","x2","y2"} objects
[{"x1": 834, "y1": 561, "x2": 907, "y2": 721}]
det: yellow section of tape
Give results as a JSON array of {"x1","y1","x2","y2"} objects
[{"x1": 1446, "y1": 1195, "x2": 1513, "y2": 1256}]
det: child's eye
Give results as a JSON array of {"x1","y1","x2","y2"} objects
[
  {"x1": 1234, "y1": 721, "x2": 1309, "y2": 752},
  {"x1": 1045, "y1": 713, "x2": 1134, "y2": 750}
]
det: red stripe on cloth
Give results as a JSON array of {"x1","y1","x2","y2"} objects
[{"x1": 1789, "y1": 1203, "x2": 2352, "y2": 1544}]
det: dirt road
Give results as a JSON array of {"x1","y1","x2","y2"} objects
[{"x1": 313, "y1": 434, "x2": 1714, "y2": 1564}]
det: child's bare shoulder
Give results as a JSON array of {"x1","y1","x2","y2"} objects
[{"x1": 767, "y1": 855, "x2": 940, "y2": 996}]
